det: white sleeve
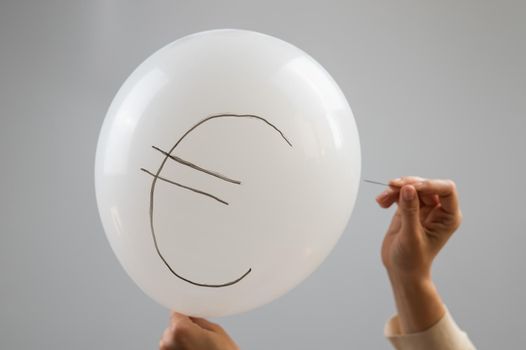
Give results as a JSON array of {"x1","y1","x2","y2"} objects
[{"x1": 384, "y1": 309, "x2": 476, "y2": 350}]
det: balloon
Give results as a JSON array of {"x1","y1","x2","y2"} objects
[{"x1": 95, "y1": 29, "x2": 361, "y2": 317}]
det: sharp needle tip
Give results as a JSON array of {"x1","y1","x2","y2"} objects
[{"x1": 363, "y1": 179, "x2": 390, "y2": 186}]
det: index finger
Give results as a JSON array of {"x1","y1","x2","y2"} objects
[
  {"x1": 413, "y1": 179, "x2": 460, "y2": 214},
  {"x1": 170, "y1": 311, "x2": 194, "y2": 325},
  {"x1": 389, "y1": 176, "x2": 426, "y2": 187}
]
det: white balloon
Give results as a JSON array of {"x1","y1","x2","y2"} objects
[{"x1": 95, "y1": 29, "x2": 361, "y2": 317}]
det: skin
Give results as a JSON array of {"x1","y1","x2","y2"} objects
[
  {"x1": 159, "y1": 313, "x2": 239, "y2": 350},
  {"x1": 159, "y1": 176, "x2": 463, "y2": 348},
  {"x1": 377, "y1": 176, "x2": 462, "y2": 334}
]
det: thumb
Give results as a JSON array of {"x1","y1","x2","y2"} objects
[{"x1": 399, "y1": 185, "x2": 421, "y2": 232}]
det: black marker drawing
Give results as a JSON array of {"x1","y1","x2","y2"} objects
[{"x1": 141, "y1": 113, "x2": 293, "y2": 288}]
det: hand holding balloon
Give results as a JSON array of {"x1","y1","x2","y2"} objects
[
  {"x1": 376, "y1": 176, "x2": 463, "y2": 334},
  {"x1": 159, "y1": 312, "x2": 239, "y2": 350}
]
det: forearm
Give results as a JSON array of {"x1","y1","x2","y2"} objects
[{"x1": 388, "y1": 272, "x2": 446, "y2": 334}]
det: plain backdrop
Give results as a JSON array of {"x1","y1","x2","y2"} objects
[{"x1": 1, "y1": 1, "x2": 525, "y2": 349}]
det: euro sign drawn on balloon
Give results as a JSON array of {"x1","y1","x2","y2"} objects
[{"x1": 140, "y1": 113, "x2": 293, "y2": 288}]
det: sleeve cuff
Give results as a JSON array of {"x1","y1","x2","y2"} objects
[{"x1": 384, "y1": 309, "x2": 475, "y2": 350}]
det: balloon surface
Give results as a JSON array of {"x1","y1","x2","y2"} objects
[{"x1": 95, "y1": 29, "x2": 361, "y2": 317}]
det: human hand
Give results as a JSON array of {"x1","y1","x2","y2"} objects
[
  {"x1": 376, "y1": 176, "x2": 463, "y2": 333},
  {"x1": 376, "y1": 176, "x2": 463, "y2": 281},
  {"x1": 159, "y1": 312, "x2": 239, "y2": 350}
]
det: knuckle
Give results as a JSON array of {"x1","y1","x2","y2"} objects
[
  {"x1": 419, "y1": 180, "x2": 431, "y2": 188},
  {"x1": 445, "y1": 179, "x2": 457, "y2": 190},
  {"x1": 455, "y1": 211, "x2": 463, "y2": 227},
  {"x1": 212, "y1": 323, "x2": 225, "y2": 332},
  {"x1": 400, "y1": 176, "x2": 412, "y2": 183},
  {"x1": 447, "y1": 214, "x2": 462, "y2": 231},
  {"x1": 401, "y1": 176, "x2": 417, "y2": 183}
]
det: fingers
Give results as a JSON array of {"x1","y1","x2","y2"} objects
[
  {"x1": 190, "y1": 317, "x2": 225, "y2": 334},
  {"x1": 419, "y1": 193, "x2": 440, "y2": 207},
  {"x1": 389, "y1": 176, "x2": 426, "y2": 187},
  {"x1": 376, "y1": 187, "x2": 400, "y2": 208},
  {"x1": 398, "y1": 185, "x2": 421, "y2": 234},
  {"x1": 160, "y1": 312, "x2": 200, "y2": 349},
  {"x1": 376, "y1": 176, "x2": 425, "y2": 208},
  {"x1": 159, "y1": 312, "x2": 236, "y2": 350},
  {"x1": 170, "y1": 312, "x2": 196, "y2": 329},
  {"x1": 171, "y1": 311, "x2": 190, "y2": 321},
  {"x1": 376, "y1": 185, "x2": 436, "y2": 209},
  {"x1": 413, "y1": 179, "x2": 460, "y2": 214},
  {"x1": 159, "y1": 329, "x2": 174, "y2": 350},
  {"x1": 377, "y1": 177, "x2": 456, "y2": 212}
]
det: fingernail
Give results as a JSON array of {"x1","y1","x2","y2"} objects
[
  {"x1": 403, "y1": 186, "x2": 415, "y2": 201},
  {"x1": 390, "y1": 178, "x2": 402, "y2": 184}
]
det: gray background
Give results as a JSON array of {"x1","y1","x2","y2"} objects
[{"x1": 1, "y1": 1, "x2": 524, "y2": 349}]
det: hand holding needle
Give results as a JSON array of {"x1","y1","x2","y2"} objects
[{"x1": 365, "y1": 176, "x2": 444, "y2": 208}]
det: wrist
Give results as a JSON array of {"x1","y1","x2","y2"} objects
[
  {"x1": 386, "y1": 267, "x2": 432, "y2": 288},
  {"x1": 387, "y1": 272, "x2": 445, "y2": 334},
  {"x1": 388, "y1": 273, "x2": 436, "y2": 299}
]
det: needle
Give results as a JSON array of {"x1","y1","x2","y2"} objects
[
  {"x1": 363, "y1": 179, "x2": 402, "y2": 187},
  {"x1": 363, "y1": 179, "x2": 390, "y2": 186}
]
